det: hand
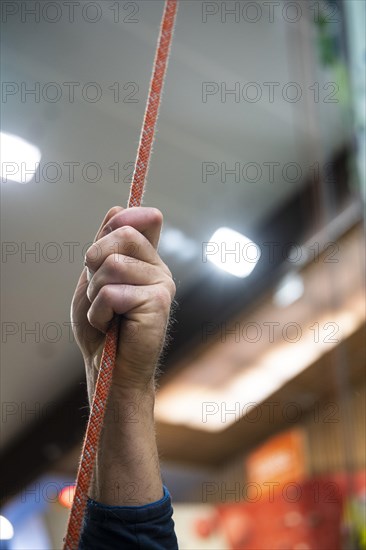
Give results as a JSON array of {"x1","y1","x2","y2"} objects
[{"x1": 71, "y1": 206, "x2": 176, "y2": 396}]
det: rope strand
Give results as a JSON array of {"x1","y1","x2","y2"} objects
[{"x1": 63, "y1": 2, "x2": 178, "y2": 547}]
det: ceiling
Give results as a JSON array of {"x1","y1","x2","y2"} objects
[
  {"x1": 155, "y1": 223, "x2": 365, "y2": 463},
  {"x1": 1, "y1": 0, "x2": 352, "y2": 451}
]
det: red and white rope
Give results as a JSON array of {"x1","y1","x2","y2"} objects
[{"x1": 63, "y1": 2, "x2": 178, "y2": 547}]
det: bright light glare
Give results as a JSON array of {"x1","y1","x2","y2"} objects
[
  {"x1": 0, "y1": 132, "x2": 41, "y2": 183},
  {"x1": 273, "y1": 272, "x2": 304, "y2": 308},
  {"x1": 159, "y1": 227, "x2": 198, "y2": 261},
  {"x1": 205, "y1": 227, "x2": 260, "y2": 278},
  {"x1": 0, "y1": 515, "x2": 14, "y2": 540}
]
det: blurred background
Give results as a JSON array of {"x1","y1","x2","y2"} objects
[{"x1": 0, "y1": 0, "x2": 365, "y2": 548}]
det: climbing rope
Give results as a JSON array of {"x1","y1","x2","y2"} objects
[{"x1": 63, "y1": 1, "x2": 178, "y2": 547}]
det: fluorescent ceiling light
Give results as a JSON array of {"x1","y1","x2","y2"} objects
[
  {"x1": 0, "y1": 132, "x2": 41, "y2": 183},
  {"x1": 273, "y1": 272, "x2": 304, "y2": 308},
  {"x1": 0, "y1": 515, "x2": 14, "y2": 540},
  {"x1": 204, "y1": 227, "x2": 260, "y2": 278}
]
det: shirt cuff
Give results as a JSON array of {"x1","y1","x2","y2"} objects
[
  {"x1": 86, "y1": 485, "x2": 171, "y2": 516},
  {"x1": 79, "y1": 485, "x2": 178, "y2": 549}
]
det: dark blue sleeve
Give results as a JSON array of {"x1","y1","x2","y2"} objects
[{"x1": 78, "y1": 486, "x2": 178, "y2": 550}]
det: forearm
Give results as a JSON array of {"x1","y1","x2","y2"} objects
[
  {"x1": 86, "y1": 369, "x2": 163, "y2": 507},
  {"x1": 73, "y1": 207, "x2": 178, "y2": 547}
]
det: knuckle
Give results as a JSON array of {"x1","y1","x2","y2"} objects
[
  {"x1": 85, "y1": 243, "x2": 101, "y2": 266},
  {"x1": 112, "y1": 226, "x2": 140, "y2": 257},
  {"x1": 116, "y1": 225, "x2": 136, "y2": 241},
  {"x1": 105, "y1": 253, "x2": 121, "y2": 275},
  {"x1": 97, "y1": 285, "x2": 112, "y2": 304},
  {"x1": 152, "y1": 286, "x2": 172, "y2": 310}
]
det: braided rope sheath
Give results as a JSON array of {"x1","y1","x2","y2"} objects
[{"x1": 63, "y1": 1, "x2": 178, "y2": 547}]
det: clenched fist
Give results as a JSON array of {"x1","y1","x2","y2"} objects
[{"x1": 71, "y1": 206, "x2": 176, "y2": 397}]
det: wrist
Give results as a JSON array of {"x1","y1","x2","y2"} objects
[
  {"x1": 90, "y1": 383, "x2": 161, "y2": 506},
  {"x1": 84, "y1": 357, "x2": 157, "y2": 401}
]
